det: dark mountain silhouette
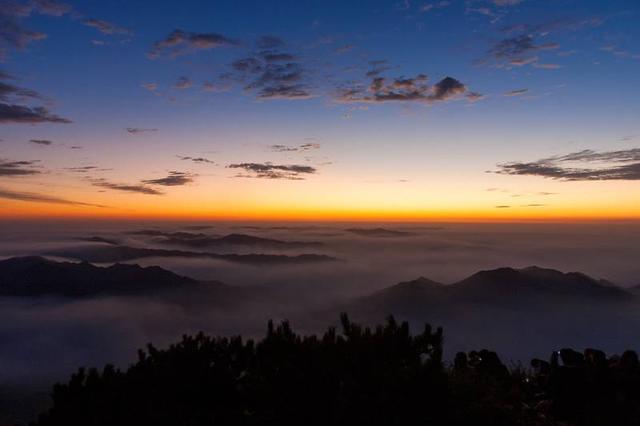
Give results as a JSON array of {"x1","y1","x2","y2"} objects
[
  {"x1": 46, "y1": 245, "x2": 337, "y2": 265},
  {"x1": 0, "y1": 256, "x2": 196, "y2": 297},
  {"x1": 128, "y1": 230, "x2": 211, "y2": 239},
  {"x1": 345, "y1": 227, "x2": 413, "y2": 237},
  {"x1": 77, "y1": 236, "x2": 119, "y2": 245},
  {"x1": 347, "y1": 266, "x2": 636, "y2": 359},
  {"x1": 452, "y1": 266, "x2": 629, "y2": 305},
  {"x1": 128, "y1": 230, "x2": 322, "y2": 249},
  {"x1": 362, "y1": 266, "x2": 631, "y2": 311}
]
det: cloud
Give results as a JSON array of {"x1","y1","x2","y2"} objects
[
  {"x1": 532, "y1": 62, "x2": 562, "y2": 69},
  {"x1": 142, "y1": 83, "x2": 158, "y2": 92},
  {"x1": 256, "y1": 35, "x2": 284, "y2": 49},
  {"x1": 141, "y1": 171, "x2": 195, "y2": 186},
  {"x1": 64, "y1": 166, "x2": 100, "y2": 173},
  {"x1": 261, "y1": 52, "x2": 296, "y2": 62},
  {"x1": 228, "y1": 163, "x2": 317, "y2": 180},
  {"x1": 126, "y1": 127, "x2": 157, "y2": 134},
  {"x1": 430, "y1": 76, "x2": 467, "y2": 101},
  {"x1": 0, "y1": 81, "x2": 43, "y2": 102},
  {"x1": 83, "y1": 18, "x2": 131, "y2": 35},
  {"x1": 495, "y1": 148, "x2": 640, "y2": 181},
  {"x1": 89, "y1": 178, "x2": 163, "y2": 195},
  {"x1": 0, "y1": 159, "x2": 41, "y2": 176},
  {"x1": 492, "y1": 0, "x2": 523, "y2": 5},
  {"x1": 228, "y1": 41, "x2": 313, "y2": 100},
  {"x1": 29, "y1": 139, "x2": 53, "y2": 145},
  {"x1": 335, "y1": 44, "x2": 354, "y2": 54},
  {"x1": 173, "y1": 76, "x2": 192, "y2": 90},
  {"x1": 0, "y1": 104, "x2": 72, "y2": 124},
  {"x1": 239, "y1": 60, "x2": 312, "y2": 99},
  {"x1": 148, "y1": 29, "x2": 238, "y2": 59},
  {"x1": 269, "y1": 143, "x2": 321, "y2": 152},
  {"x1": 0, "y1": 70, "x2": 15, "y2": 80},
  {"x1": 0, "y1": 0, "x2": 72, "y2": 59},
  {"x1": 202, "y1": 81, "x2": 232, "y2": 93},
  {"x1": 31, "y1": 0, "x2": 73, "y2": 17},
  {"x1": 504, "y1": 88, "x2": 528, "y2": 96},
  {"x1": 420, "y1": 1, "x2": 451, "y2": 13},
  {"x1": 177, "y1": 156, "x2": 216, "y2": 165},
  {"x1": 0, "y1": 71, "x2": 71, "y2": 124},
  {"x1": 336, "y1": 74, "x2": 471, "y2": 104},
  {"x1": 0, "y1": 187, "x2": 105, "y2": 207},
  {"x1": 466, "y1": 92, "x2": 485, "y2": 102},
  {"x1": 509, "y1": 56, "x2": 538, "y2": 67},
  {"x1": 487, "y1": 34, "x2": 560, "y2": 67},
  {"x1": 600, "y1": 45, "x2": 640, "y2": 60}
]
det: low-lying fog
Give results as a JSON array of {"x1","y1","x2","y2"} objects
[{"x1": 1, "y1": 220, "x2": 640, "y2": 421}]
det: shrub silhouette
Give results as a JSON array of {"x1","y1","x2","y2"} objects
[{"x1": 33, "y1": 315, "x2": 640, "y2": 426}]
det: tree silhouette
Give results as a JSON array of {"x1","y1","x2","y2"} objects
[{"x1": 33, "y1": 315, "x2": 640, "y2": 426}]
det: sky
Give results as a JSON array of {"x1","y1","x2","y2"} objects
[{"x1": 0, "y1": 0, "x2": 639, "y2": 221}]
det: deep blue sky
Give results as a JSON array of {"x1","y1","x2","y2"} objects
[{"x1": 0, "y1": 0, "x2": 639, "y2": 219}]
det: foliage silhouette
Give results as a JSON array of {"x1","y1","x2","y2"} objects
[{"x1": 33, "y1": 315, "x2": 640, "y2": 426}]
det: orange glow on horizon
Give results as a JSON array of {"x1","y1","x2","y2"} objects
[{"x1": 4, "y1": 203, "x2": 640, "y2": 223}]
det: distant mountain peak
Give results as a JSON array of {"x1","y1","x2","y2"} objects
[{"x1": 0, "y1": 256, "x2": 197, "y2": 297}]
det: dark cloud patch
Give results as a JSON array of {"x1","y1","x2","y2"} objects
[
  {"x1": 504, "y1": 88, "x2": 528, "y2": 96},
  {"x1": 495, "y1": 148, "x2": 640, "y2": 181},
  {"x1": 142, "y1": 83, "x2": 158, "y2": 92},
  {"x1": 173, "y1": 76, "x2": 192, "y2": 90},
  {"x1": 256, "y1": 35, "x2": 284, "y2": 49},
  {"x1": 83, "y1": 18, "x2": 131, "y2": 35},
  {"x1": 126, "y1": 127, "x2": 157, "y2": 134},
  {"x1": 227, "y1": 40, "x2": 313, "y2": 100},
  {"x1": 0, "y1": 104, "x2": 71, "y2": 124},
  {"x1": 202, "y1": 81, "x2": 231, "y2": 93},
  {"x1": 243, "y1": 61, "x2": 311, "y2": 99},
  {"x1": 31, "y1": 0, "x2": 73, "y2": 17},
  {"x1": 148, "y1": 29, "x2": 238, "y2": 59},
  {"x1": 64, "y1": 166, "x2": 101, "y2": 173},
  {"x1": 492, "y1": 0, "x2": 523, "y2": 5},
  {"x1": 228, "y1": 163, "x2": 317, "y2": 180},
  {"x1": 142, "y1": 171, "x2": 195, "y2": 186},
  {"x1": 0, "y1": 0, "x2": 72, "y2": 59},
  {"x1": 0, "y1": 71, "x2": 70, "y2": 124},
  {"x1": 0, "y1": 81, "x2": 43, "y2": 102},
  {"x1": 89, "y1": 178, "x2": 163, "y2": 195},
  {"x1": 0, "y1": 158, "x2": 41, "y2": 176},
  {"x1": 501, "y1": 18, "x2": 603, "y2": 37},
  {"x1": 420, "y1": 1, "x2": 451, "y2": 13},
  {"x1": 177, "y1": 156, "x2": 216, "y2": 165},
  {"x1": 269, "y1": 143, "x2": 321, "y2": 152},
  {"x1": 486, "y1": 34, "x2": 559, "y2": 68},
  {"x1": 0, "y1": 187, "x2": 105, "y2": 207},
  {"x1": 29, "y1": 139, "x2": 52, "y2": 146},
  {"x1": 430, "y1": 76, "x2": 466, "y2": 101},
  {"x1": 335, "y1": 44, "x2": 354, "y2": 54},
  {"x1": 0, "y1": 70, "x2": 15, "y2": 80},
  {"x1": 466, "y1": 92, "x2": 485, "y2": 102},
  {"x1": 365, "y1": 60, "x2": 392, "y2": 78},
  {"x1": 495, "y1": 205, "x2": 511, "y2": 208},
  {"x1": 254, "y1": 84, "x2": 311, "y2": 100},
  {"x1": 261, "y1": 52, "x2": 296, "y2": 62},
  {"x1": 336, "y1": 74, "x2": 471, "y2": 104}
]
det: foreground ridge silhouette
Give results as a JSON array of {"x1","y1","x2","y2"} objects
[{"x1": 34, "y1": 315, "x2": 640, "y2": 426}]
